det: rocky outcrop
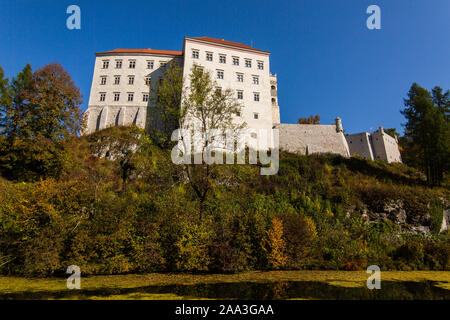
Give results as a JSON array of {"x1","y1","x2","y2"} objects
[{"x1": 347, "y1": 199, "x2": 448, "y2": 236}]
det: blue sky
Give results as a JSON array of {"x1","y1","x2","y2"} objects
[{"x1": 1, "y1": 0, "x2": 449, "y2": 134}]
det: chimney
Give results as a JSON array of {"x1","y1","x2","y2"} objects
[{"x1": 335, "y1": 117, "x2": 343, "y2": 133}]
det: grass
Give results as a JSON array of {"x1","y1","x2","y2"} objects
[{"x1": 0, "y1": 270, "x2": 449, "y2": 299}]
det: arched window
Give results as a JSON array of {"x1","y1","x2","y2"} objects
[{"x1": 271, "y1": 98, "x2": 276, "y2": 105}]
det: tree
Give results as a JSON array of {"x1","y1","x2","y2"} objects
[
  {"x1": 0, "y1": 63, "x2": 83, "y2": 181},
  {"x1": 178, "y1": 65, "x2": 245, "y2": 217},
  {"x1": 148, "y1": 61, "x2": 184, "y2": 149},
  {"x1": 262, "y1": 217, "x2": 287, "y2": 269},
  {"x1": 0, "y1": 64, "x2": 33, "y2": 141},
  {"x1": 298, "y1": 115, "x2": 320, "y2": 124},
  {"x1": 384, "y1": 128, "x2": 400, "y2": 139},
  {"x1": 401, "y1": 83, "x2": 449, "y2": 186}
]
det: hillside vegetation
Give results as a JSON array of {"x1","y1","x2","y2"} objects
[{"x1": 0, "y1": 126, "x2": 449, "y2": 276}]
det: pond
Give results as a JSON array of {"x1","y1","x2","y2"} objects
[{"x1": 1, "y1": 280, "x2": 448, "y2": 300}]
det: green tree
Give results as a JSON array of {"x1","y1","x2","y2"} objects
[
  {"x1": 179, "y1": 65, "x2": 245, "y2": 217},
  {"x1": 148, "y1": 61, "x2": 184, "y2": 148},
  {"x1": 401, "y1": 83, "x2": 449, "y2": 185},
  {"x1": 0, "y1": 64, "x2": 33, "y2": 141},
  {"x1": 0, "y1": 63, "x2": 83, "y2": 181}
]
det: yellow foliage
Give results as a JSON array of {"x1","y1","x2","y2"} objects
[{"x1": 264, "y1": 217, "x2": 288, "y2": 269}]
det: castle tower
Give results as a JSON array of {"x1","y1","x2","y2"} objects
[
  {"x1": 335, "y1": 117, "x2": 343, "y2": 132},
  {"x1": 270, "y1": 74, "x2": 280, "y2": 125}
]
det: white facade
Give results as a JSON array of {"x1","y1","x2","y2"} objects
[
  {"x1": 84, "y1": 37, "x2": 280, "y2": 137},
  {"x1": 85, "y1": 49, "x2": 182, "y2": 134},
  {"x1": 346, "y1": 126, "x2": 402, "y2": 163}
]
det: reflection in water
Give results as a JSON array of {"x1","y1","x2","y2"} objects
[{"x1": 1, "y1": 281, "x2": 448, "y2": 300}]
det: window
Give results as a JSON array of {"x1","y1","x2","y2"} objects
[
  {"x1": 245, "y1": 59, "x2": 251, "y2": 68},
  {"x1": 159, "y1": 77, "x2": 163, "y2": 85},
  {"x1": 192, "y1": 50, "x2": 199, "y2": 59},
  {"x1": 99, "y1": 93, "x2": 106, "y2": 102},
  {"x1": 237, "y1": 90, "x2": 243, "y2": 100},
  {"x1": 251, "y1": 132, "x2": 257, "y2": 139},
  {"x1": 217, "y1": 70, "x2": 224, "y2": 79},
  {"x1": 128, "y1": 93, "x2": 134, "y2": 102},
  {"x1": 252, "y1": 76, "x2": 259, "y2": 85},
  {"x1": 233, "y1": 57, "x2": 239, "y2": 66},
  {"x1": 254, "y1": 92, "x2": 260, "y2": 102},
  {"x1": 219, "y1": 55, "x2": 226, "y2": 63},
  {"x1": 145, "y1": 77, "x2": 151, "y2": 86},
  {"x1": 237, "y1": 73, "x2": 243, "y2": 82},
  {"x1": 253, "y1": 113, "x2": 259, "y2": 119},
  {"x1": 215, "y1": 87, "x2": 222, "y2": 93},
  {"x1": 143, "y1": 93, "x2": 149, "y2": 102},
  {"x1": 115, "y1": 60, "x2": 122, "y2": 69},
  {"x1": 147, "y1": 60, "x2": 154, "y2": 69},
  {"x1": 102, "y1": 60, "x2": 109, "y2": 69},
  {"x1": 272, "y1": 98, "x2": 276, "y2": 105},
  {"x1": 236, "y1": 111, "x2": 241, "y2": 117},
  {"x1": 114, "y1": 92, "x2": 120, "y2": 101},
  {"x1": 114, "y1": 75, "x2": 120, "y2": 85},
  {"x1": 257, "y1": 61, "x2": 264, "y2": 70},
  {"x1": 129, "y1": 60, "x2": 136, "y2": 69},
  {"x1": 206, "y1": 52, "x2": 213, "y2": 61},
  {"x1": 100, "y1": 76, "x2": 107, "y2": 85},
  {"x1": 128, "y1": 76, "x2": 135, "y2": 85}
]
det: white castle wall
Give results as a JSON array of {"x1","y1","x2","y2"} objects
[
  {"x1": 274, "y1": 121, "x2": 350, "y2": 157},
  {"x1": 346, "y1": 127, "x2": 402, "y2": 163},
  {"x1": 346, "y1": 132, "x2": 374, "y2": 160}
]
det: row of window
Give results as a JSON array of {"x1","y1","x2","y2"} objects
[
  {"x1": 99, "y1": 92, "x2": 149, "y2": 102},
  {"x1": 102, "y1": 59, "x2": 166, "y2": 70},
  {"x1": 99, "y1": 90, "x2": 261, "y2": 103},
  {"x1": 216, "y1": 70, "x2": 260, "y2": 84},
  {"x1": 100, "y1": 75, "x2": 153, "y2": 86},
  {"x1": 192, "y1": 49, "x2": 264, "y2": 70},
  {"x1": 234, "y1": 90, "x2": 259, "y2": 102},
  {"x1": 99, "y1": 92, "x2": 261, "y2": 120}
]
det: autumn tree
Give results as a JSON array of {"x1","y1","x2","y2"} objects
[
  {"x1": 262, "y1": 217, "x2": 287, "y2": 269},
  {"x1": 298, "y1": 115, "x2": 320, "y2": 124},
  {"x1": 0, "y1": 63, "x2": 83, "y2": 181},
  {"x1": 401, "y1": 83, "x2": 449, "y2": 185}
]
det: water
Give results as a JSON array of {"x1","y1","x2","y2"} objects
[{"x1": 1, "y1": 280, "x2": 448, "y2": 300}]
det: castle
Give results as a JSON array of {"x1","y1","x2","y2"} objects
[{"x1": 84, "y1": 36, "x2": 401, "y2": 163}]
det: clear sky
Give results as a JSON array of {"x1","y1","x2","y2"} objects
[{"x1": 1, "y1": 0, "x2": 449, "y2": 134}]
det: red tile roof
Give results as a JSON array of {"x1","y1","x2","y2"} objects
[
  {"x1": 188, "y1": 37, "x2": 269, "y2": 53},
  {"x1": 96, "y1": 48, "x2": 183, "y2": 56}
]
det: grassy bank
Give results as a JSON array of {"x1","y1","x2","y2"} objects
[{"x1": 0, "y1": 271, "x2": 449, "y2": 300}]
